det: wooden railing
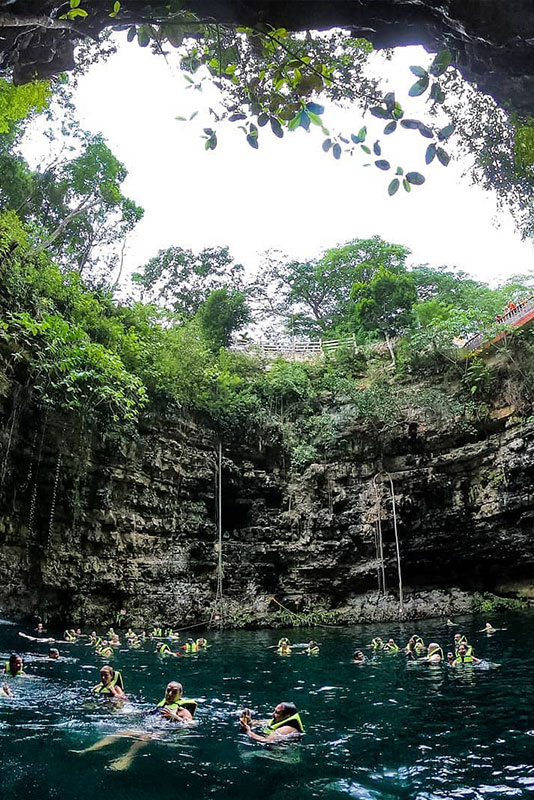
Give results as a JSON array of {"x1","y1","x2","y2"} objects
[{"x1": 233, "y1": 335, "x2": 358, "y2": 360}]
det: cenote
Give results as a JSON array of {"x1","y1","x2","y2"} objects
[{"x1": 2, "y1": 613, "x2": 534, "y2": 800}]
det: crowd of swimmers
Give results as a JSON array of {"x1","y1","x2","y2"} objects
[{"x1": 1, "y1": 618, "x2": 503, "y2": 767}]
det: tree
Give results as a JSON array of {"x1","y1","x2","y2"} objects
[
  {"x1": 196, "y1": 287, "x2": 250, "y2": 351},
  {"x1": 132, "y1": 245, "x2": 245, "y2": 318},
  {"x1": 260, "y1": 236, "x2": 411, "y2": 337},
  {"x1": 0, "y1": 129, "x2": 143, "y2": 277},
  {"x1": 351, "y1": 266, "x2": 417, "y2": 363}
]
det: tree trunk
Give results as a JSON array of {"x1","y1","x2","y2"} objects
[{"x1": 384, "y1": 331, "x2": 396, "y2": 367}]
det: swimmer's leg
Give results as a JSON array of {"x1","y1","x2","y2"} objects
[
  {"x1": 71, "y1": 729, "x2": 138, "y2": 754},
  {"x1": 108, "y1": 736, "x2": 150, "y2": 771}
]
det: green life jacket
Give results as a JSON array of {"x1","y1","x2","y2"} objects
[
  {"x1": 183, "y1": 643, "x2": 198, "y2": 653},
  {"x1": 371, "y1": 638, "x2": 383, "y2": 649},
  {"x1": 157, "y1": 697, "x2": 197, "y2": 716},
  {"x1": 384, "y1": 643, "x2": 399, "y2": 653},
  {"x1": 265, "y1": 712, "x2": 304, "y2": 735},
  {"x1": 455, "y1": 643, "x2": 472, "y2": 658},
  {"x1": 4, "y1": 662, "x2": 24, "y2": 676},
  {"x1": 64, "y1": 631, "x2": 76, "y2": 642},
  {"x1": 93, "y1": 670, "x2": 124, "y2": 694},
  {"x1": 91, "y1": 636, "x2": 103, "y2": 648},
  {"x1": 157, "y1": 643, "x2": 171, "y2": 655},
  {"x1": 454, "y1": 654, "x2": 474, "y2": 665},
  {"x1": 277, "y1": 647, "x2": 292, "y2": 655},
  {"x1": 97, "y1": 646, "x2": 114, "y2": 658},
  {"x1": 152, "y1": 627, "x2": 162, "y2": 637},
  {"x1": 306, "y1": 646, "x2": 320, "y2": 655},
  {"x1": 427, "y1": 646, "x2": 444, "y2": 660}
]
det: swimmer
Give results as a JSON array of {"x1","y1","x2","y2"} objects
[
  {"x1": 371, "y1": 637, "x2": 384, "y2": 650},
  {"x1": 93, "y1": 665, "x2": 125, "y2": 697},
  {"x1": 149, "y1": 681, "x2": 197, "y2": 721},
  {"x1": 48, "y1": 648, "x2": 60, "y2": 660},
  {"x1": 352, "y1": 650, "x2": 366, "y2": 664},
  {"x1": 181, "y1": 638, "x2": 199, "y2": 654},
  {"x1": 304, "y1": 641, "x2": 319, "y2": 655},
  {"x1": 425, "y1": 643, "x2": 444, "y2": 663},
  {"x1": 446, "y1": 619, "x2": 457, "y2": 626},
  {"x1": 240, "y1": 702, "x2": 304, "y2": 743},
  {"x1": 479, "y1": 622, "x2": 505, "y2": 633},
  {"x1": 195, "y1": 637, "x2": 208, "y2": 648},
  {"x1": 155, "y1": 642, "x2": 181, "y2": 657},
  {"x1": 446, "y1": 651, "x2": 455, "y2": 665},
  {"x1": 71, "y1": 730, "x2": 152, "y2": 772},
  {"x1": 384, "y1": 638, "x2": 399, "y2": 653},
  {"x1": 3, "y1": 654, "x2": 25, "y2": 676},
  {"x1": 277, "y1": 642, "x2": 292, "y2": 655},
  {"x1": 453, "y1": 643, "x2": 481, "y2": 666}
]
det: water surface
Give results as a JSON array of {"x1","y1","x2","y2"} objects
[{"x1": 1, "y1": 613, "x2": 533, "y2": 799}]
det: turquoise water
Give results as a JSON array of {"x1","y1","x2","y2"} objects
[{"x1": 1, "y1": 614, "x2": 533, "y2": 799}]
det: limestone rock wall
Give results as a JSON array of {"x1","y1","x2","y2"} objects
[{"x1": 0, "y1": 371, "x2": 533, "y2": 626}]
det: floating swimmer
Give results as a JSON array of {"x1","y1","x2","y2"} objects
[
  {"x1": 149, "y1": 681, "x2": 197, "y2": 721},
  {"x1": 383, "y1": 638, "x2": 399, "y2": 653},
  {"x1": 371, "y1": 637, "x2": 384, "y2": 650},
  {"x1": 446, "y1": 619, "x2": 457, "y2": 626},
  {"x1": 424, "y1": 643, "x2": 444, "y2": 663},
  {"x1": 240, "y1": 701, "x2": 304, "y2": 743},
  {"x1": 304, "y1": 641, "x2": 320, "y2": 655},
  {"x1": 277, "y1": 642, "x2": 292, "y2": 655},
  {"x1": 3, "y1": 654, "x2": 26, "y2": 677},
  {"x1": 93, "y1": 665, "x2": 125, "y2": 697},
  {"x1": 452, "y1": 643, "x2": 481, "y2": 666},
  {"x1": 352, "y1": 651, "x2": 366, "y2": 664}
]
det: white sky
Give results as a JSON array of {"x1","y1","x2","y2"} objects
[{"x1": 29, "y1": 37, "x2": 534, "y2": 289}]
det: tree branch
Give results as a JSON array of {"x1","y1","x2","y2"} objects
[{"x1": 0, "y1": 12, "x2": 99, "y2": 41}]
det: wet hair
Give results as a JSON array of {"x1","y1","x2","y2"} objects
[
  {"x1": 49, "y1": 648, "x2": 59, "y2": 658},
  {"x1": 9, "y1": 653, "x2": 22, "y2": 667},
  {"x1": 278, "y1": 702, "x2": 297, "y2": 717}
]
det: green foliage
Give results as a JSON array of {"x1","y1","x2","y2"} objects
[
  {"x1": 351, "y1": 266, "x2": 417, "y2": 338},
  {"x1": 0, "y1": 79, "x2": 51, "y2": 134},
  {"x1": 196, "y1": 288, "x2": 250, "y2": 351}
]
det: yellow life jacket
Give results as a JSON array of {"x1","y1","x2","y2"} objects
[
  {"x1": 157, "y1": 643, "x2": 171, "y2": 655},
  {"x1": 64, "y1": 631, "x2": 76, "y2": 642},
  {"x1": 371, "y1": 638, "x2": 383, "y2": 649},
  {"x1": 277, "y1": 646, "x2": 292, "y2": 655},
  {"x1": 157, "y1": 697, "x2": 197, "y2": 716},
  {"x1": 97, "y1": 646, "x2": 114, "y2": 658},
  {"x1": 93, "y1": 670, "x2": 124, "y2": 694},
  {"x1": 454, "y1": 653, "x2": 474, "y2": 665},
  {"x1": 265, "y1": 712, "x2": 304, "y2": 735},
  {"x1": 4, "y1": 662, "x2": 24, "y2": 676},
  {"x1": 152, "y1": 627, "x2": 162, "y2": 637},
  {"x1": 384, "y1": 643, "x2": 399, "y2": 653},
  {"x1": 427, "y1": 646, "x2": 444, "y2": 660},
  {"x1": 306, "y1": 646, "x2": 320, "y2": 655},
  {"x1": 183, "y1": 643, "x2": 198, "y2": 653}
]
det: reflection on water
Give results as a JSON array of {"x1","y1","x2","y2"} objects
[{"x1": 0, "y1": 613, "x2": 533, "y2": 799}]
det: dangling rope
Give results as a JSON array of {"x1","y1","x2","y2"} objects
[
  {"x1": 209, "y1": 440, "x2": 224, "y2": 630},
  {"x1": 373, "y1": 475, "x2": 386, "y2": 595},
  {"x1": 47, "y1": 450, "x2": 62, "y2": 544},
  {"x1": 373, "y1": 472, "x2": 404, "y2": 613}
]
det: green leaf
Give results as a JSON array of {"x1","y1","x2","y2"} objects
[
  {"x1": 409, "y1": 65, "x2": 427, "y2": 78},
  {"x1": 373, "y1": 140, "x2": 381, "y2": 156},
  {"x1": 351, "y1": 133, "x2": 361, "y2": 144},
  {"x1": 396, "y1": 166, "x2": 404, "y2": 175},
  {"x1": 257, "y1": 112, "x2": 269, "y2": 127},
  {"x1": 408, "y1": 76, "x2": 429, "y2": 97},
  {"x1": 332, "y1": 143, "x2": 342, "y2": 160},
  {"x1": 358, "y1": 126, "x2": 367, "y2": 141},
  {"x1": 307, "y1": 111, "x2": 323, "y2": 126},
  {"x1": 436, "y1": 146, "x2": 450, "y2": 166},
  {"x1": 299, "y1": 110, "x2": 310, "y2": 130},
  {"x1": 406, "y1": 171, "x2": 425, "y2": 185},
  {"x1": 430, "y1": 50, "x2": 452, "y2": 77},
  {"x1": 114, "y1": 1, "x2": 121, "y2": 12},
  {"x1": 370, "y1": 107, "x2": 391, "y2": 119},
  {"x1": 288, "y1": 113, "x2": 301, "y2": 131},
  {"x1": 137, "y1": 25, "x2": 150, "y2": 46},
  {"x1": 246, "y1": 133, "x2": 259, "y2": 149},
  {"x1": 360, "y1": 144, "x2": 371, "y2": 154},
  {"x1": 70, "y1": 0, "x2": 81, "y2": 7},
  {"x1": 430, "y1": 83, "x2": 445, "y2": 103},
  {"x1": 306, "y1": 102, "x2": 324, "y2": 115},
  {"x1": 425, "y1": 143, "x2": 436, "y2": 164},
  {"x1": 270, "y1": 118, "x2": 284, "y2": 138},
  {"x1": 403, "y1": 178, "x2": 411, "y2": 193},
  {"x1": 418, "y1": 123, "x2": 433, "y2": 139},
  {"x1": 438, "y1": 123, "x2": 455, "y2": 141},
  {"x1": 126, "y1": 26, "x2": 136, "y2": 42},
  {"x1": 400, "y1": 119, "x2": 420, "y2": 130},
  {"x1": 388, "y1": 178, "x2": 400, "y2": 196},
  {"x1": 69, "y1": 8, "x2": 88, "y2": 17},
  {"x1": 229, "y1": 112, "x2": 246, "y2": 122},
  {"x1": 384, "y1": 121, "x2": 397, "y2": 135},
  {"x1": 383, "y1": 92, "x2": 395, "y2": 111},
  {"x1": 322, "y1": 137, "x2": 332, "y2": 152},
  {"x1": 375, "y1": 159, "x2": 390, "y2": 171}
]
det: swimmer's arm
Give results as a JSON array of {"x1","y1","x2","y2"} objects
[
  {"x1": 109, "y1": 685, "x2": 125, "y2": 698},
  {"x1": 160, "y1": 706, "x2": 192, "y2": 722},
  {"x1": 1, "y1": 682, "x2": 12, "y2": 697},
  {"x1": 240, "y1": 722, "x2": 295, "y2": 742}
]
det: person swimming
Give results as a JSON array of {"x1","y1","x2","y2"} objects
[
  {"x1": 93, "y1": 665, "x2": 125, "y2": 697},
  {"x1": 352, "y1": 651, "x2": 366, "y2": 664},
  {"x1": 304, "y1": 641, "x2": 319, "y2": 655},
  {"x1": 384, "y1": 638, "x2": 399, "y2": 653},
  {"x1": 240, "y1": 701, "x2": 304, "y2": 743},
  {"x1": 425, "y1": 643, "x2": 444, "y2": 663},
  {"x1": 277, "y1": 642, "x2": 292, "y2": 655},
  {"x1": 3, "y1": 654, "x2": 25, "y2": 677},
  {"x1": 149, "y1": 681, "x2": 197, "y2": 721}
]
